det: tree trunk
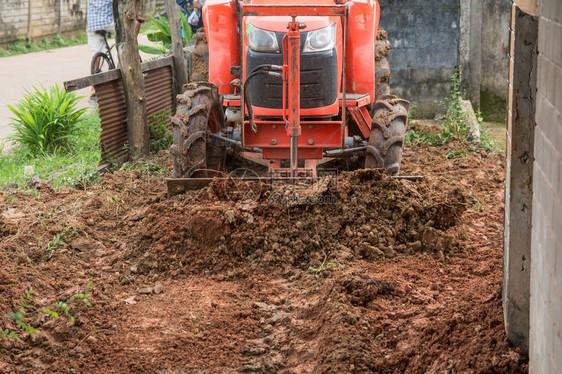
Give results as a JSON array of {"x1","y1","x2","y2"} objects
[
  {"x1": 165, "y1": 0, "x2": 189, "y2": 93},
  {"x1": 113, "y1": 0, "x2": 149, "y2": 160}
]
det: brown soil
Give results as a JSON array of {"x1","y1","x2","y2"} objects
[
  {"x1": 0, "y1": 142, "x2": 527, "y2": 373},
  {"x1": 191, "y1": 29, "x2": 209, "y2": 83}
]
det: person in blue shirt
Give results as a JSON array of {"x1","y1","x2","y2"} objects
[
  {"x1": 86, "y1": 0, "x2": 114, "y2": 57},
  {"x1": 187, "y1": 0, "x2": 205, "y2": 34}
]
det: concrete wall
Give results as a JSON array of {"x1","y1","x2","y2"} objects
[
  {"x1": 528, "y1": 0, "x2": 562, "y2": 371},
  {"x1": 378, "y1": 0, "x2": 459, "y2": 117},
  {"x1": 0, "y1": 0, "x2": 164, "y2": 45},
  {"x1": 379, "y1": 0, "x2": 510, "y2": 117},
  {"x1": 481, "y1": 0, "x2": 511, "y2": 99}
]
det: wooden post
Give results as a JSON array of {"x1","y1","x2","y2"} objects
[
  {"x1": 27, "y1": 0, "x2": 32, "y2": 39},
  {"x1": 113, "y1": 0, "x2": 150, "y2": 159},
  {"x1": 58, "y1": 0, "x2": 62, "y2": 34},
  {"x1": 165, "y1": 0, "x2": 189, "y2": 92}
]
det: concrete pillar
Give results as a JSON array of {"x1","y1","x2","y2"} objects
[
  {"x1": 459, "y1": 0, "x2": 471, "y2": 96},
  {"x1": 503, "y1": 3, "x2": 538, "y2": 352},
  {"x1": 469, "y1": 0, "x2": 483, "y2": 108}
]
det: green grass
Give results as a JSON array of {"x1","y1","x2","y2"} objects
[
  {"x1": 480, "y1": 89, "x2": 507, "y2": 123},
  {"x1": 483, "y1": 121, "x2": 506, "y2": 151},
  {"x1": 0, "y1": 33, "x2": 88, "y2": 58},
  {"x1": 0, "y1": 112, "x2": 101, "y2": 189}
]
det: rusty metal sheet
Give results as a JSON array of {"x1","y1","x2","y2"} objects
[{"x1": 95, "y1": 65, "x2": 174, "y2": 163}]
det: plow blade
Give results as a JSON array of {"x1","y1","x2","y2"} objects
[{"x1": 166, "y1": 175, "x2": 424, "y2": 198}]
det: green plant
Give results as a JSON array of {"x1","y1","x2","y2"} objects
[
  {"x1": 8, "y1": 85, "x2": 87, "y2": 155},
  {"x1": 405, "y1": 71, "x2": 497, "y2": 153},
  {"x1": 477, "y1": 122, "x2": 498, "y2": 151},
  {"x1": 445, "y1": 148, "x2": 467, "y2": 159},
  {"x1": 438, "y1": 70, "x2": 472, "y2": 143},
  {"x1": 408, "y1": 101, "x2": 418, "y2": 125},
  {"x1": 0, "y1": 328, "x2": 19, "y2": 340},
  {"x1": 139, "y1": 11, "x2": 193, "y2": 55},
  {"x1": 309, "y1": 255, "x2": 336, "y2": 275},
  {"x1": 149, "y1": 111, "x2": 172, "y2": 153},
  {"x1": 405, "y1": 128, "x2": 440, "y2": 147},
  {"x1": 43, "y1": 284, "x2": 93, "y2": 324}
]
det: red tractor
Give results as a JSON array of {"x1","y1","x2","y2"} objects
[{"x1": 168, "y1": 0, "x2": 409, "y2": 190}]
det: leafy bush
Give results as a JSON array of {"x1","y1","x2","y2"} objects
[
  {"x1": 0, "y1": 113, "x2": 101, "y2": 189},
  {"x1": 8, "y1": 85, "x2": 86, "y2": 155},
  {"x1": 438, "y1": 70, "x2": 473, "y2": 143},
  {"x1": 405, "y1": 71, "x2": 496, "y2": 152},
  {"x1": 139, "y1": 10, "x2": 193, "y2": 55}
]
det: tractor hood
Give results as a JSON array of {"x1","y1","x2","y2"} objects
[{"x1": 245, "y1": 0, "x2": 336, "y2": 32}]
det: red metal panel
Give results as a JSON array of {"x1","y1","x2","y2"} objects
[
  {"x1": 241, "y1": 4, "x2": 347, "y2": 17},
  {"x1": 346, "y1": 0, "x2": 377, "y2": 102},
  {"x1": 286, "y1": 19, "x2": 301, "y2": 137},
  {"x1": 262, "y1": 148, "x2": 322, "y2": 159},
  {"x1": 347, "y1": 106, "x2": 372, "y2": 138},
  {"x1": 96, "y1": 79, "x2": 128, "y2": 162},
  {"x1": 204, "y1": 0, "x2": 240, "y2": 94},
  {"x1": 243, "y1": 122, "x2": 341, "y2": 148}
]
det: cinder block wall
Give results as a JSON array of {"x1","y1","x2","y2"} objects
[
  {"x1": 0, "y1": 0, "x2": 165, "y2": 46},
  {"x1": 529, "y1": 0, "x2": 562, "y2": 371},
  {"x1": 0, "y1": 0, "x2": 88, "y2": 44}
]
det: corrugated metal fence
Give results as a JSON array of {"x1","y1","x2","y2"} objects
[{"x1": 96, "y1": 65, "x2": 174, "y2": 162}]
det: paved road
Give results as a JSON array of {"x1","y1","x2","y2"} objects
[{"x1": 0, "y1": 36, "x2": 152, "y2": 154}]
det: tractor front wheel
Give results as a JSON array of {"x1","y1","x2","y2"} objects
[
  {"x1": 364, "y1": 96, "x2": 410, "y2": 175},
  {"x1": 375, "y1": 28, "x2": 391, "y2": 97},
  {"x1": 170, "y1": 83, "x2": 226, "y2": 178}
]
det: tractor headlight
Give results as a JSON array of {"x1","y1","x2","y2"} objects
[
  {"x1": 303, "y1": 24, "x2": 336, "y2": 53},
  {"x1": 247, "y1": 25, "x2": 280, "y2": 53}
]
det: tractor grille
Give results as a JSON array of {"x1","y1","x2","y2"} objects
[{"x1": 246, "y1": 32, "x2": 338, "y2": 110}]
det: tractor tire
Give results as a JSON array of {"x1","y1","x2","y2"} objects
[
  {"x1": 191, "y1": 29, "x2": 209, "y2": 82},
  {"x1": 365, "y1": 95, "x2": 409, "y2": 175},
  {"x1": 169, "y1": 83, "x2": 226, "y2": 178},
  {"x1": 375, "y1": 28, "x2": 391, "y2": 97}
]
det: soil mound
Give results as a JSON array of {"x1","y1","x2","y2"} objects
[{"x1": 127, "y1": 170, "x2": 466, "y2": 276}]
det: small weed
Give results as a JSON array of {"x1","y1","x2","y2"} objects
[
  {"x1": 0, "y1": 328, "x2": 19, "y2": 340},
  {"x1": 43, "y1": 283, "x2": 93, "y2": 324},
  {"x1": 46, "y1": 227, "x2": 78, "y2": 260},
  {"x1": 148, "y1": 111, "x2": 172, "y2": 153},
  {"x1": 309, "y1": 255, "x2": 336, "y2": 275},
  {"x1": 446, "y1": 148, "x2": 467, "y2": 159},
  {"x1": 2, "y1": 288, "x2": 39, "y2": 339},
  {"x1": 408, "y1": 101, "x2": 418, "y2": 124},
  {"x1": 122, "y1": 159, "x2": 165, "y2": 175}
]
